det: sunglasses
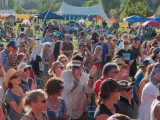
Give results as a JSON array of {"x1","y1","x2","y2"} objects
[
  {"x1": 61, "y1": 60, "x2": 67, "y2": 63},
  {"x1": 73, "y1": 66, "x2": 80, "y2": 69},
  {"x1": 125, "y1": 87, "x2": 132, "y2": 92},
  {"x1": 24, "y1": 67, "x2": 31, "y2": 72},
  {"x1": 36, "y1": 99, "x2": 47, "y2": 103},
  {"x1": 10, "y1": 75, "x2": 20, "y2": 80}
]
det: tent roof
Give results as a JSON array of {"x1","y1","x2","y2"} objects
[
  {"x1": 37, "y1": 11, "x2": 63, "y2": 19},
  {"x1": 0, "y1": 10, "x2": 16, "y2": 15},
  {"x1": 58, "y1": 2, "x2": 109, "y2": 22}
]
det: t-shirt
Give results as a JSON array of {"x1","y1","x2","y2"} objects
[
  {"x1": 5, "y1": 84, "x2": 29, "y2": 120},
  {"x1": 117, "y1": 49, "x2": 133, "y2": 64},
  {"x1": 94, "y1": 77, "x2": 105, "y2": 96}
]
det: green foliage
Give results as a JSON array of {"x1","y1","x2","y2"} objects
[
  {"x1": 83, "y1": 0, "x2": 99, "y2": 6},
  {"x1": 156, "y1": 5, "x2": 160, "y2": 16},
  {"x1": 109, "y1": 9, "x2": 119, "y2": 18},
  {"x1": 14, "y1": 4, "x2": 25, "y2": 14},
  {"x1": 8, "y1": 0, "x2": 15, "y2": 9},
  {"x1": 120, "y1": 0, "x2": 152, "y2": 19}
]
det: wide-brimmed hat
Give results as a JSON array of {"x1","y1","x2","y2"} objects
[{"x1": 4, "y1": 68, "x2": 19, "y2": 88}]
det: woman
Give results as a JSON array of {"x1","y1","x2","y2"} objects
[
  {"x1": 53, "y1": 41, "x2": 63, "y2": 61},
  {"x1": 48, "y1": 61, "x2": 64, "y2": 78},
  {"x1": 57, "y1": 54, "x2": 68, "y2": 69},
  {"x1": 44, "y1": 77, "x2": 68, "y2": 120},
  {"x1": 94, "y1": 78, "x2": 127, "y2": 120},
  {"x1": 139, "y1": 63, "x2": 160, "y2": 120},
  {"x1": 42, "y1": 43, "x2": 52, "y2": 81},
  {"x1": 5, "y1": 68, "x2": 29, "y2": 120},
  {"x1": 138, "y1": 64, "x2": 155, "y2": 105},
  {"x1": 21, "y1": 89, "x2": 48, "y2": 120}
]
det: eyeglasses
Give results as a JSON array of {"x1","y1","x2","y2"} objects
[
  {"x1": 24, "y1": 67, "x2": 31, "y2": 72},
  {"x1": 125, "y1": 87, "x2": 132, "y2": 92},
  {"x1": 10, "y1": 75, "x2": 20, "y2": 80},
  {"x1": 61, "y1": 59, "x2": 67, "y2": 63},
  {"x1": 36, "y1": 99, "x2": 47, "y2": 103}
]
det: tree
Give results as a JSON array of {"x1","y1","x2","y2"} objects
[
  {"x1": 156, "y1": 5, "x2": 160, "y2": 16},
  {"x1": 109, "y1": 9, "x2": 118, "y2": 18},
  {"x1": 83, "y1": 0, "x2": 99, "y2": 7},
  {"x1": 8, "y1": 0, "x2": 15, "y2": 9}
]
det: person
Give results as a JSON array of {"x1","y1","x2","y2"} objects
[
  {"x1": 53, "y1": 41, "x2": 63, "y2": 61},
  {"x1": 5, "y1": 68, "x2": 29, "y2": 120},
  {"x1": 0, "y1": 40, "x2": 18, "y2": 72},
  {"x1": 44, "y1": 77, "x2": 68, "y2": 120},
  {"x1": 94, "y1": 63, "x2": 119, "y2": 96},
  {"x1": 57, "y1": 54, "x2": 69, "y2": 69},
  {"x1": 62, "y1": 34, "x2": 73, "y2": 58},
  {"x1": 61, "y1": 54, "x2": 94, "y2": 120},
  {"x1": 150, "y1": 86, "x2": 160, "y2": 120},
  {"x1": 139, "y1": 63, "x2": 160, "y2": 120},
  {"x1": 93, "y1": 78, "x2": 127, "y2": 120},
  {"x1": 115, "y1": 80, "x2": 138, "y2": 119},
  {"x1": 21, "y1": 89, "x2": 49, "y2": 120},
  {"x1": 48, "y1": 61, "x2": 64, "y2": 78}
]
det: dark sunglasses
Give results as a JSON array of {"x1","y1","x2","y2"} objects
[
  {"x1": 10, "y1": 75, "x2": 20, "y2": 80},
  {"x1": 36, "y1": 99, "x2": 47, "y2": 103},
  {"x1": 125, "y1": 87, "x2": 132, "y2": 92},
  {"x1": 61, "y1": 60, "x2": 67, "y2": 63},
  {"x1": 73, "y1": 66, "x2": 80, "y2": 69},
  {"x1": 24, "y1": 67, "x2": 31, "y2": 72}
]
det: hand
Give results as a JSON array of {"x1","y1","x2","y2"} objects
[
  {"x1": 89, "y1": 65, "x2": 97, "y2": 77},
  {"x1": 31, "y1": 81, "x2": 37, "y2": 90}
]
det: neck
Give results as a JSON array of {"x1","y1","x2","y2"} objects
[
  {"x1": 48, "y1": 95, "x2": 58, "y2": 101},
  {"x1": 21, "y1": 76, "x2": 28, "y2": 82},
  {"x1": 31, "y1": 109, "x2": 42, "y2": 119},
  {"x1": 103, "y1": 99, "x2": 115, "y2": 110},
  {"x1": 11, "y1": 84, "x2": 20, "y2": 90}
]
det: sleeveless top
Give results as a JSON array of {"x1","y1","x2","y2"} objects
[
  {"x1": 93, "y1": 104, "x2": 113, "y2": 120},
  {"x1": 150, "y1": 99, "x2": 160, "y2": 120}
]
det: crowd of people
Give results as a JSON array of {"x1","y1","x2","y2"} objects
[{"x1": 0, "y1": 18, "x2": 159, "y2": 120}]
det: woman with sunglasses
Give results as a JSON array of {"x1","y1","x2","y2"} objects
[
  {"x1": 48, "y1": 61, "x2": 64, "y2": 78},
  {"x1": 21, "y1": 89, "x2": 48, "y2": 120},
  {"x1": 57, "y1": 54, "x2": 68, "y2": 70},
  {"x1": 5, "y1": 68, "x2": 29, "y2": 120},
  {"x1": 44, "y1": 77, "x2": 68, "y2": 120}
]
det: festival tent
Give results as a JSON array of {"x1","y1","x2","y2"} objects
[
  {"x1": 37, "y1": 11, "x2": 63, "y2": 19},
  {"x1": 123, "y1": 15, "x2": 146, "y2": 23},
  {"x1": 148, "y1": 16, "x2": 160, "y2": 22},
  {"x1": 58, "y1": 2, "x2": 109, "y2": 22},
  {"x1": 142, "y1": 20, "x2": 160, "y2": 28}
]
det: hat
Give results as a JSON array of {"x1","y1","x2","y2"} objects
[
  {"x1": 100, "y1": 78, "x2": 127, "y2": 97},
  {"x1": 139, "y1": 60, "x2": 150, "y2": 67},
  {"x1": 4, "y1": 68, "x2": 18, "y2": 88},
  {"x1": 70, "y1": 54, "x2": 83, "y2": 67},
  {"x1": 118, "y1": 80, "x2": 135, "y2": 88},
  {"x1": 108, "y1": 113, "x2": 132, "y2": 120},
  {"x1": 17, "y1": 63, "x2": 32, "y2": 71},
  {"x1": 152, "y1": 47, "x2": 160, "y2": 54},
  {"x1": 133, "y1": 36, "x2": 141, "y2": 41},
  {"x1": 79, "y1": 41, "x2": 87, "y2": 46},
  {"x1": 7, "y1": 40, "x2": 18, "y2": 50}
]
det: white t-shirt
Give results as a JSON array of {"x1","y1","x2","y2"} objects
[{"x1": 139, "y1": 82, "x2": 159, "y2": 120}]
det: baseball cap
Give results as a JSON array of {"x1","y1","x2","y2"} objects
[
  {"x1": 133, "y1": 36, "x2": 141, "y2": 41},
  {"x1": 100, "y1": 78, "x2": 127, "y2": 98},
  {"x1": 70, "y1": 54, "x2": 83, "y2": 67},
  {"x1": 17, "y1": 63, "x2": 32, "y2": 71},
  {"x1": 139, "y1": 60, "x2": 150, "y2": 67},
  {"x1": 118, "y1": 80, "x2": 135, "y2": 88},
  {"x1": 102, "y1": 63, "x2": 118, "y2": 76},
  {"x1": 7, "y1": 40, "x2": 18, "y2": 50}
]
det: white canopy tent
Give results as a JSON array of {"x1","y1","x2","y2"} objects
[{"x1": 58, "y1": 2, "x2": 109, "y2": 22}]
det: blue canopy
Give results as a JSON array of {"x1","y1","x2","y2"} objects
[
  {"x1": 148, "y1": 17, "x2": 160, "y2": 22},
  {"x1": 38, "y1": 11, "x2": 63, "y2": 19},
  {"x1": 123, "y1": 15, "x2": 146, "y2": 23}
]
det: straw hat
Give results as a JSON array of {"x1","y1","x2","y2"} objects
[{"x1": 4, "y1": 68, "x2": 18, "y2": 88}]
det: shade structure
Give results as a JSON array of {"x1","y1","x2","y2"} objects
[
  {"x1": 142, "y1": 20, "x2": 160, "y2": 28},
  {"x1": 123, "y1": 15, "x2": 146, "y2": 23},
  {"x1": 148, "y1": 16, "x2": 160, "y2": 22},
  {"x1": 37, "y1": 11, "x2": 63, "y2": 19}
]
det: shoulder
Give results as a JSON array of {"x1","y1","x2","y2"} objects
[
  {"x1": 95, "y1": 114, "x2": 109, "y2": 120},
  {"x1": 154, "y1": 103, "x2": 160, "y2": 119},
  {"x1": 20, "y1": 84, "x2": 29, "y2": 93}
]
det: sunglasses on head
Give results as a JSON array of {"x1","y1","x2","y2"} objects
[{"x1": 10, "y1": 75, "x2": 20, "y2": 80}]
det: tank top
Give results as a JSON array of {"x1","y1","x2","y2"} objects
[{"x1": 150, "y1": 99, "x2": 160, "y2": 120}]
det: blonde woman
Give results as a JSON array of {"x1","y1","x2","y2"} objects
[
  {"x1": 57, "y1": 54, "x2": 68, "y2": 69},
  {"x1": 48, "y1": 61, "x2": 64, "y2": 78},
  {"x1": 42, "y1": 43, "x2": 52, "y2": 82},
  {"x1": 21, "y1": 89, "x2": 48, "y2": 120}
]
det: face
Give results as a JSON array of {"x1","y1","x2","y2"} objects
[
  {"x1": 124, "y1": 42, "x2": 130, "y2": 49},
  {"x1": 60, "y1": 57, "x2": 68, "y2": 66},
  {"x1": 32, "y1": 96, "x2": 47, "y2": 111},
  {"x1": 107, "y1": 68, "x2": 119, "y2": 80},
  {"x1": 100, "y1": 37, "x2": 104, "y2": 44},
  {"x1": 54, "y1": 63, "x2": 64, "y2": 76},
  {"x1": 154, "y1": 71, "x2": 160, "y2": 81},
  {"x1": 121, "y1": 87, "x2": 133, "y2": 100},
  {"x1": 23, "y1": 67, "x2": 31, "y2": 77},
  {"x1": 110, "y1": 91, "x2": 121, "y2": 102},
  {"x1": 10, "y1": 74, "x2": 21, "y2": 85}
]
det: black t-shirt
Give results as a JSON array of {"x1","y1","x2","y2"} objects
[
  {"x1": 93, "y1": 104, "x2": 113, "y2": 120},
  {"x1": 117, "y1": 49, "x2": 133, "y2": 64}
]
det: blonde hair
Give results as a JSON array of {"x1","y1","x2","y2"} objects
[
  {"x1": 48, "y1": 61, "x2": 62, "y2": 75},
  {"x1": 57, "y1": 54, "x2": 68, "y2": 62}
]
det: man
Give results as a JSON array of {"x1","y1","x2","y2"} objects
[
  {"x1": 61, "y1": 54, "x2": 94, "y2": 120},
  {"x1": 0, "y1": 40, "x2": 18, "y2": 72},
  {"x1": 62, "y1": 34, "x2": 73, "y2": 58},
  {"x1": 94, "y1": 62, "x2": 119, "y2": 96},
  {"x1": 115, "y1": 80, "x2": 138, "y2": 119}
]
